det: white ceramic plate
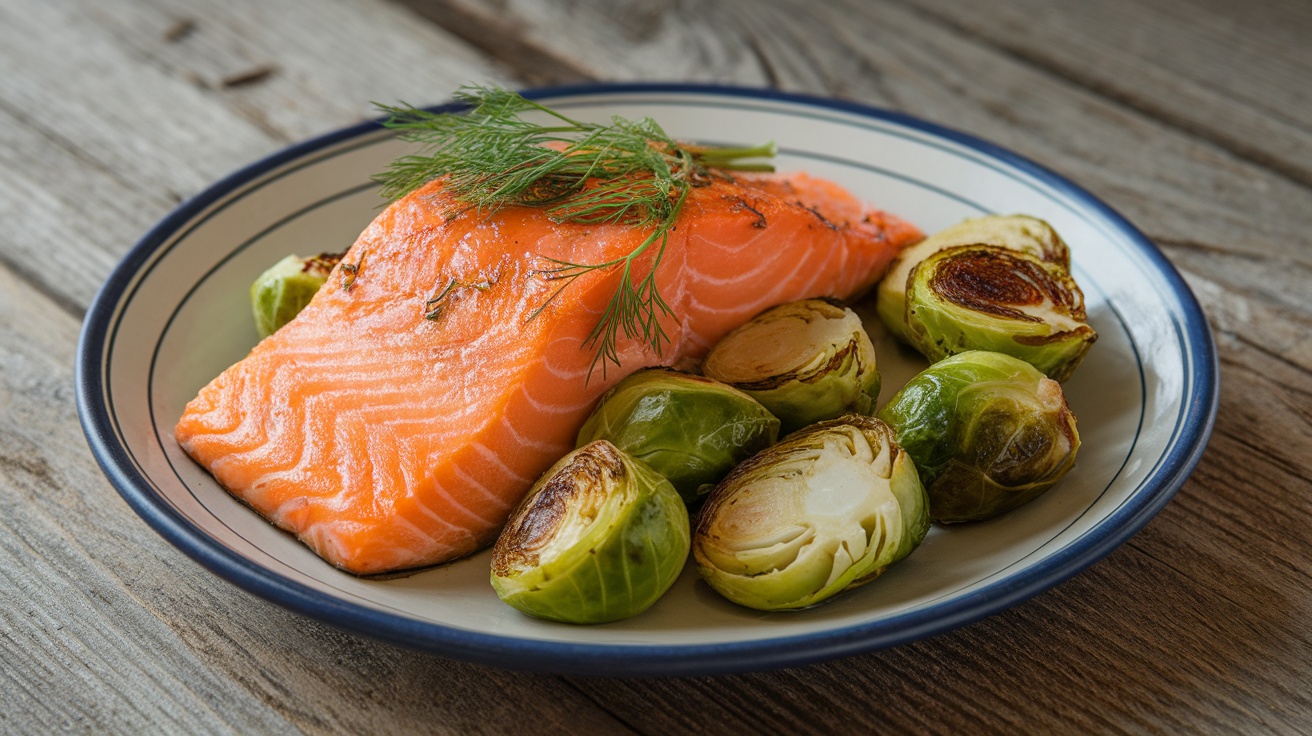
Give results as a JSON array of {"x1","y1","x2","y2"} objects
[{"x1": 77, "y1": 85, "x2": 1217, "y2": 676}]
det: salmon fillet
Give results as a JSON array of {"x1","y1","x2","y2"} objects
[{"x1": 175, "y1": 172, "x2": 921, "y2": 574}]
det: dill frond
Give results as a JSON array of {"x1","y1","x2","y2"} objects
[{"x1": 374, "y1": 85, "x2": 776, "y2": 377}]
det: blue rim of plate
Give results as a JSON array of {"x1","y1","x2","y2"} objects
[{"x1": 75, "y1": 83, "x2": 1219, "y2": 676}]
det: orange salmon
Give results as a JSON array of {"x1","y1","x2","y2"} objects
[{"x1": 175, "y1": 172, "x2": 921, "y2": 574}]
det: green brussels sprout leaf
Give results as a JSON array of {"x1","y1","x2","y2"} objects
[
  {"x1": 878, "y1": 351, "x2": 1080, "y2": 523},
  {"x1": 577, "y1": 368, "x2": 779, "y2": 504}
]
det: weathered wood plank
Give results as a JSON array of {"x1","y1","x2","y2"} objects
[
  {"x1": 0, "y1": 4, "x2": 263, "y2": 310},
  {"x1": 903, "y1": 0, "x2": 1312, "y2": 188},
  {"x1": 0, "y1": 262, "x2": 631, "y2": 735},
  {"x1": 81, "y1": 0, "x2": 510, "y2": 142},
  {"x1": 0, "y1": 101, "x2": 162, "y2": 318}
]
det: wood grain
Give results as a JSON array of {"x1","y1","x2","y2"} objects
[
  {"x1": 903, "y1": 0, "x2": 1312, "y2": 188},
  {"x1": 2, "y1": 0, "x2": 1311, "y2": 733}
]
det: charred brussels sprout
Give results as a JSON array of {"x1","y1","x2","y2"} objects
[
  {"x1": 878, "y1": 351, "x2": 1080, "y2": 523},
  {"x1": 577, "y1": 368, "x2": 780, "y2": 505},
  {"x1": 877, "y1": 214, "x2": 1071, "y2": 345},
  {"x1": 250, "y1": 253, "x2": 342, "y2": 338},
  {"x1": 490, "y1": 440, "x2": 690, "y2": 624},
  {"x1": 693, "y1": 415, "x2": 928, "y2": 611},
  {"x1": 702, "y1": 299, "x2": 880, "y2": 433},
  {"x1": 904, "y1": 245, "x2": 1096, "y2": 381}
]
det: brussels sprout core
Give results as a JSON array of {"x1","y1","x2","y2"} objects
[
  {"x1": 250, "y1": 253, "x2": 342, "y2": 338},
  {"x1": 693, "y1": 415, "x2": 928, "y2": 611},
  {"x1": 905, "y1": 245, "x2": 1096, "y2": 381},
  {"x1": 877, "y1": 214, "x2": 1071, "y2": 344},
  {"x1": 878, "y1": 351, "x2": 1080, "y2": 523},
  {"x1": 491, "y1": 440, "x2": 690, "y2": 624},
  {"x1": 703, "y1": 299, "x2": 880, "y2": 433},
  {"x1": 576, "y1": 368, "x2": 779, "y2": 504}
]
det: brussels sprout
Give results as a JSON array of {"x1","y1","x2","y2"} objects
[
  {"x1": 250, "y1": 253, "x2": 342, "y2": 338},
  {"x1": 904, "y1": 244, "x2": 1096, "y2": 381},
  {"x1": 877, "y1": 214, "x2": 1071, "y2": 345},
  {"x1": 878, "y1": 351, "x2": 1080, "y2": 523},
  {"x1": 693, "y1": 415, "x2": 928, "y2": 611},
  {"x1": 576, "y1": 368, "x2": 779, "y2": 505},
  {"x1": 702, "y1": 299, "x2": 880, "y2": 433},
  {"x1": 490, "y1": 440, "x2": 690, "y2": 624}
]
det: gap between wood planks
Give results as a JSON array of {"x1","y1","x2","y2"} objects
[
  {"x1": 391, "y1": 0, "x2": 598, "y2": 86},
  {"x1": 0, "y1": 252, "x2": 85, "y2": 321}
]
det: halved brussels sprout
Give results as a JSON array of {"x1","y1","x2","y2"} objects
[
  {"x1": 904, "y1": 244, "x2": 1096, "y2": 381},
  {"x1": 576, "y1": 368, "x2": 780, "y2": 505},
  {"x1": 877, "y1": 214, "x2": 1071, "y2": 345},
  {"x1": 877, "y1": 350, "x2": 1080, "y2": 523},
  {"x1": 490, "y1": 440, "x2": 690, "y2": 624},
  {"x1": 250, "y1": 253, "x2": 342, "y2": 338},
  {"x1": 693, "y1": 415, "x2": 928, "y2": 611},
  {"x1": 702, "y1": 299, "x2": 880, "y2": 433}
]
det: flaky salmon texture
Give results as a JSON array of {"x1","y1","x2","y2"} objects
[{"x1": 175, "y1": 172, "x2": 922, "y2": 574}]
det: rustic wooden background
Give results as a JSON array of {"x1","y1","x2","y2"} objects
[{"x1": 3, "y1": 0, "x2": 1310, "y2": 732}]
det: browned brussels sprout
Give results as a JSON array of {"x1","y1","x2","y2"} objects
[
  {"x1": 876, "y1": 214, "x2": 1070, "y2": 345},
  {"x1": 490, "y1": 441, "x2": 689, "y2": 624},
  {"x1": 694, "y1": 415, "x2": 928, "y2": 611},
  {"x1": 703, "y1": 299, "x2": 880, "y2": 433},
  {"x1": 878, "y1": 351, "x2": 1080, "y2": 522},
  {"x1": 904, "y1": 245, "x2": 1096, "y2": 381}
]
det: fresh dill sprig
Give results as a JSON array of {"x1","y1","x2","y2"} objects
[{"x1": 374, "y1": 85, "x2": 776, "y2": 378}]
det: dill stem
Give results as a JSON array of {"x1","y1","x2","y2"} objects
[{"x1": 693, "y1": 141, "x2": 777, "y2": 167}]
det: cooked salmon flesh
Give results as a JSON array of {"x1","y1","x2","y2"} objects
[{"x1": 175, "y1": 172, "x2": 921, "y2": 574}]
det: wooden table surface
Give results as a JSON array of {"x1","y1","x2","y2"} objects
[{"x1": 3, "y1": 0, "x2": 1310, "y2": 732}]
